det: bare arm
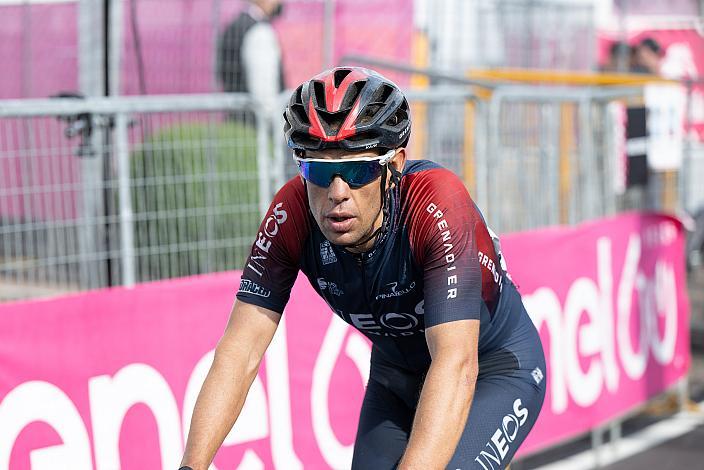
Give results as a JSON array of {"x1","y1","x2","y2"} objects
[
  {"x1": 398, "y1": 319, "x2": 480, "y2": 470},
  {"x1": 180, "y1": 300, "x2": 281, "y2": 470}
]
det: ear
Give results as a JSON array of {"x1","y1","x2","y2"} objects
[{"x1": 391, "y1": 147, "x2": 407, "y2": 173}]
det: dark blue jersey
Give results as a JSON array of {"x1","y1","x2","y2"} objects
[{"x1": 237, "y1": 160, "x2": 518, "y2": 373}]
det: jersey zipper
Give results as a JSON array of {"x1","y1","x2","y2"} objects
[{"x1": 357, "y1": 253, "x2": 371, "y2": 307}]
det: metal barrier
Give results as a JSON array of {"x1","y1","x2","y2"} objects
[
  {"x1": 0, "y1": 94, "x2": 264, "y2": 299},
  {"x1": 1, "y1": 82, "x2": 701, "y2": 297},
  {"x1": 477, "y1": 85, "x2": 645, "y2": 234},
  {"x1": 0, "y1": 89, "x2": 479, "y2": 300}
]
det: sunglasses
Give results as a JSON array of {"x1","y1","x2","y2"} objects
[{"x1": 294, "y1": 149, "x2": 395, "y2": 188}]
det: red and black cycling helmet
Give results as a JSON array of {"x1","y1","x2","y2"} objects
[{"x1": 284, "y1": 66, "x2": 411, "y2": 152}]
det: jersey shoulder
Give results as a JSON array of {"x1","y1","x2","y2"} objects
[
  {"x1": 402, "y1": 159, "x2": 445, "y2": 176},
  {"x1": 400, "y1": 160, "x2": 472, "y2": 214},
  {"x1": 241, "y1": 175, "x2": 310, "y2": 280},
  {"x1": 399, "y1": 160, "x2": 474, "y2": 262},
  {"x1": 264, "y1": 175, "x2": 311, "y2": 247},
  {"x1": 237, "y1": 176, "x2": 310, "y2": 312}
]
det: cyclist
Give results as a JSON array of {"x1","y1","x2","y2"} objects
[{"x1": 180, "y1": 66, "x2": 546, "y2": 470}]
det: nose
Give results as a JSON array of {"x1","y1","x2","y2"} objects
[{"x1": 327, "y1": 175, "x2": 351, "y2": 203}]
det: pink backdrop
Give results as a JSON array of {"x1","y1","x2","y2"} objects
[
  {"x1": 502, "y1": 212, "x2": 690, "y2": 453},
  {"x1": 0, "y1": 0, "x2": 413, "y2": 221},
  {"x1": 0, "y1": 212, "x2": 690, "y2": 468}
]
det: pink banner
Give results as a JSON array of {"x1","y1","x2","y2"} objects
[
  {"x1": 0, "y1": 212, "x2": 690, "y2": 468},
  {"x1": 503, "y1": 212, "x2": 690, "y2": 454}
]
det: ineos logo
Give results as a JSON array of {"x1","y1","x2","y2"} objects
[
  {"x1": 415, "y1": 300, "x2": 424, "y2": 315},
  {"x1": 247, "y1": 202, "x2": 288, "y2": 277},
  {"x1": 379, "y1": 312, "x2": 418, "y2": 330},
  {"x1": 474, "y1": 398, "x2": 529, "y2": 470}
]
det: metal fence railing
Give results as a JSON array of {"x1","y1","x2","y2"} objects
[
  {"x1": 1, "y1": 83, "x2": 702, "y2": 301},
  {"x1": 0, "y1": 89, "x2": 478, "y2": 300},
  {"x1": 478, "y1": 86, "x2": 643, "y2": 233},
  {"x1": 0, "y1": 94, "x2": 264, "y2": 299}
]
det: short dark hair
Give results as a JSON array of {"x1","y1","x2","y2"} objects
[{"x1": 639, "y1": 37, "x2": 662, "y2": 55}]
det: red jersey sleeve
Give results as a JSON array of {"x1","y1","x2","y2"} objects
[
  {"x1": 401, "y1": 168, "x2": 484, "y2": 328},
  {"x1": 236, "y1": 177, "x2": 310, "y2": 313}
]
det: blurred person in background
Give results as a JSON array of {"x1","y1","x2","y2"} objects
[
  {"x1": 180, "y1": 67, "x2": 546, "y2": 470},
  {"x1": 601, "y1": 40, "x2": 633, "y2": 73},
  {"x1": 216, "y1": 0, "x2": 285, "y2": 122},
  {"x1": 632, "y1": 37, "x2": 664, "y2": 75}
]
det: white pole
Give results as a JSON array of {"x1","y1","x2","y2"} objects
[
  {"x1": 109, "y1": 0, "x2": 123, "y2": 97},
  {"x1": 116, "y1": 112, "x2": 136, "y2": 287}
]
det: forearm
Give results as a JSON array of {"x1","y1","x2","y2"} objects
[
  {"x1": 180, "y1": 342, "x2": 262, "y2": 470},
  {"x1": 399, "y1": 357, "x2": 477, "y2": 470}
]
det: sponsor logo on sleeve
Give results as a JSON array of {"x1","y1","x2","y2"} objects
[
  {"x1": 477, "y1": 250, "x2": 503, "y2": 289},
  {"x1": 246, "y1": 202, "x2": 288, "y2": 277},
  {"x1": 238, "y1": 279, "x2": 271, "y2": 298},
  {"x1": 426, "y1": 202, "x2": 459, "y2": 300}
]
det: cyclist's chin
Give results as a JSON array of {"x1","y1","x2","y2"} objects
[
  {"x1": 322, "y1": 224, "x2": 370, "y2": 247},
  {"x1": 323, "y1": 230, "x2": 358, "y2": 246}
]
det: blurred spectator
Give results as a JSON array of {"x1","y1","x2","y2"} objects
[
  {"x1": 632, "y1": 37, "x2": 663, "y2": 75},
  {"x1": 602, "y1": 41, "x2": 632, "y2": 73},
  {"x1": 216, "y1": 0, "x2": 285, "y2": 122}
]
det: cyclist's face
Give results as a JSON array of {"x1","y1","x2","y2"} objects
[{"x1": 304, "y1": 148, "x2": 404, "y2": 252}]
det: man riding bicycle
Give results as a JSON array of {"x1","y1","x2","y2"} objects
[{"x1": 180, "y1": 66, "x2": 546, "y2": 470}]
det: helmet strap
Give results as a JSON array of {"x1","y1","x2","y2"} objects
[{"x1": 345, "y1": 161, "x2": 401, "y2": 250}]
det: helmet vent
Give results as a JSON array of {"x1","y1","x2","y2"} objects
[
  {"x1": 334, "y1": 69, "x2": 352, "y2": 87},
  {"x1": 385, "y1": 113, "x2": 399, "y2": 127},
  {"x1": 360, "y1": 84, "x2": 395, "y2": 125},
  {"x1": 317, "y1": 110, "x2": 346, "y2": 134},
  {"x1": 385, "y1": 106, "x2": 408, "y2": 128},
  {"x1": 358, "y1": 104, "x2": 382, "y2": 125},
  {"x1": 340, "y1": 81, "x2": 364, "y2": 110},
  {"x1": 346, "y1": 130, "x2": 380, "y2": 143},
  {"x1": 291, "y1": 103, "x2": 310, "y2": 126},
  {"x1": 291, "y1": 131, "x2": 321, "y2": 148},
  {"x1": 373, "y1": 84, "x2": 395, "y2": 103},
  {"x1": 312, "y1": 81, "x2": 327, "y2": 110},
  {"x1": 293, "y1": 85, "x2": 304, "y2": 105}
]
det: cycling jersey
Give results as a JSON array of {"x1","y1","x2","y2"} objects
[
  {"x1": 237, "y1": 160, "x2": 514, "y2": 370},
  {"x1": 236, "y1": 159, "x2": 546, "y2": 468}
]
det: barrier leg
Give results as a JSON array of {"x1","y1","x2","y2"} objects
[
  {"x1": 609, "y1": 419, "x2": 621, "y2": 458},
  {"x1": 677, "y1": 375, "x2": 689, "y2": 413},
  {"x1": 591, "y1": 426, "x2": 604, "y2": 468}
]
